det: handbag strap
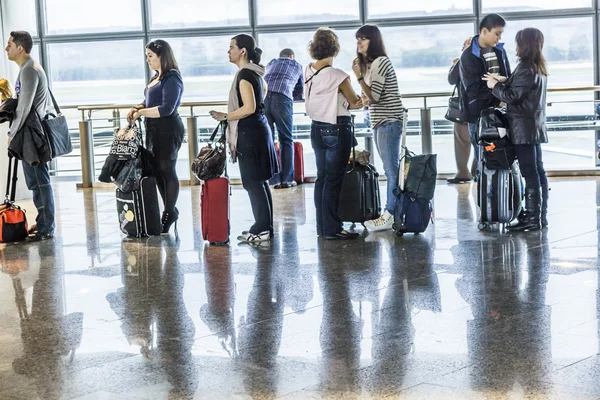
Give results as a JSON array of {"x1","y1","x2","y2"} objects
[
  {"x1": 451, "y1": 85, "x2": 457, "y2": 97},
  {"x1": 397, "y1": 111, "x2": 409, "y2": 190},
  {"x1": 47, "y1": 89, "x2": 61, "y2": 115},
  {"x1": 209, "y1": 121, "x2": 227, "y2": 143}
]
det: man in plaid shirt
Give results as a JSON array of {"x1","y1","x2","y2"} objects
[{"x1": 264, "y1": 48, "x2": 304, "y2": 189}]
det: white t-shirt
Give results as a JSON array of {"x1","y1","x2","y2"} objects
[{"x1": 304, "y1": 64, "x2": 351, "y2": 124}]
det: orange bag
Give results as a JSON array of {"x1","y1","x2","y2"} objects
[{"x1": 0, "y1": 156, "x2": 28, "y2": 243}]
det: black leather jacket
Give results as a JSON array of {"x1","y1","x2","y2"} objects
[{"x1": 492, "y1": 61, "x2": 548, "y2": 145}]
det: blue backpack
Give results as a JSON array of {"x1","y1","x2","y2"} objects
[{"x1": 392, "y1": 188, "x2": 432, "y2": 236}]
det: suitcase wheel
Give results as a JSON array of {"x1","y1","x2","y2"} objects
[
  {"x1": 209, "y1": 239, "x2": 230, "y2": 246},
  {"x1": 395, "y1": 230, "x2": 404, "y2": 237}
]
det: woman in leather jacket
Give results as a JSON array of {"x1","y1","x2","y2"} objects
[{"x1": 483, "y1": 28, "x2": 549, "y2": 231}]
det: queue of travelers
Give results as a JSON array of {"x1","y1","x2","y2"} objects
[{"x1": 1, "y1": 15, "x2": 550, "y2": 244}]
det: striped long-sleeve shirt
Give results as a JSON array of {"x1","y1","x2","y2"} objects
[{"x1": 364, "y1": 56, "x2": 404, "y2": 128}]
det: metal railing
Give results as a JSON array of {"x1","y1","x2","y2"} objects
[{"x1": 74, "y1": 86, "x2": 600, "y2": 188}]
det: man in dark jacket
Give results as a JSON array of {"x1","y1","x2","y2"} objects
[
  {"x1": 459, "y1": 14, "x2": 511, "y2": 171},
  {"x1": 6, "y1": 31, "x2": 55, "y2": 241},
  {"x1": 447, "y1": 37, "x2": 474, "y2": 184}
]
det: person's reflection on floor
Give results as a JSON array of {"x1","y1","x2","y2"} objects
[
  {"x1": 200, "y1": 245, "x2": 237, "y2": 359},
  {"x1": 106, "y1": 239, "x2": 158, "y2": 358},
  {"x1": 11, "y1": 240, "x2": 83, "y2": 400},
  {"x1": 107, "y1": 237, "x2": 198, "y2": 399},
  {"x1": 369, "y1": 234, "x2": 440, "y2": 396},
  {"x1": 317, "y1": 240, "x2": 364, "y2": 398},
  {"x1": 278, "y1": 228, "x2": 313, "y2": 315},
  {"x1": 454, "y1": 235, "x2": 551, "y2": 394},
  {"x1": 155, "y1": 236, "x2": 198, "y2": 399},
  {"x1": 238, "y1": 241, "x2": 285, "y2": 399}
]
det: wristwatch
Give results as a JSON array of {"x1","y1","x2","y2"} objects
[
  {"x1": 357, "y1": 76, "x2": 364, "y2": 83},
  {"x1": 223, "y1": 114, "x2": 228, "y2": 121}
]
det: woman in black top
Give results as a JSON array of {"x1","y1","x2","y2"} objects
[
  {"x1": 484, "y1": 28, "x2": 549, "y2": 231},
  {"x1": 127, "y1": 40, "x2": 185, "y2": 234},
  {"x1": 210, "y1": 34, "x2": 278, "y2": 244}
]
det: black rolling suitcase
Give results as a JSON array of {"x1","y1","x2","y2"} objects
[
  {"x1": 338, "y1": 118, "x2": 381, "y2": 225},
  {"x1": 339, "y1": 162, "x2": 381, "y2": 225},
  {"x1": 116, "y1": 176, "x2": 162, "y2": 237},
  {"x1": 478, "y1": 160, "x2": 522, "y2": 230}
]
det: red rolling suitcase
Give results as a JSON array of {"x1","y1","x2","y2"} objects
[
  {"x1": 201, "y1": 177, "x2": 230, "y2": 244},
  {"x1": 293, "y1": 142, "x2": 305, "y2": 184},
  {"x1": 274, "y1": 142, "x2": 305, "y2": 184}
]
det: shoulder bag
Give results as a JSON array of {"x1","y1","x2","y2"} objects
[{"x1": 41, "y1": 89, "x2": 73, "y2": 158}]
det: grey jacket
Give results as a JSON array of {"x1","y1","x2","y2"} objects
[{"x1": 9, "y1": 58, "x2": 50, "y2": 138}]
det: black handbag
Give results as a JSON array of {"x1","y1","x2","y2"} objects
[
  {"x1": 444, "y1": 86, "x2": 462, "y2": 123},
  {"x1": 481, "y1": 136, "x2": 516, "y2": 170},
  {"x1": 192, "y1": 121, "x2": 227, "y2": 181},
  {"x1": 41, "y1": 89, "x2": 72, "y2": 158}
]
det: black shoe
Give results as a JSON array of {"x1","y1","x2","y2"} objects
[
  {"x1": 274, "y1": 182, "x2": 298, "y2": 189},
  {"x1": 25, "y1": 231, "x2": 54, "y2": 242},
  {"x1": 447, "y1": 177, "x2": 471, "y2": 184},
  {"x1": 161, "y1": 211, "x2": 179, "y2": 235},
  {"x1": 325, "y1": 230, "x2": 359, "y2": 240}
]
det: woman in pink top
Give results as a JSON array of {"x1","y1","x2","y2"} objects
[{"x1": 305, "y1": 28, "x2": 363, "y2": 240}]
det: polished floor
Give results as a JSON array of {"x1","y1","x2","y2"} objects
[{"x1": 0, "y1": 178, "x2": 599, "y2": 399}]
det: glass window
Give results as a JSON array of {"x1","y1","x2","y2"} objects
[
  {"x1": 368, "y1": 0, "x2": 473, "y2": 19},
  {"x1": 256, "y1": 0, "x2": 360, "y2": 25},
  {"x1": 259, "y1": 29, "x2": 359, "y2": 78},
  {"x1": 379, "y1": 23, "x2": 474, "y2": 95},
  {"x1": 156, "y1": 36, "x2": 238, "y2": 102},
  {"x1": 149, "y1": 0, "x2": 249, "y2": 29},
  {"x1": 482, "y1": 0, "x2": 591, "y2": 13},
  {"x1": 47, "y1": 40, "x2": 146, "y2": 105},
  {"x1": 44, "y1": 0, "x2": 142, "y2": 35},
  {"x1": 3, "y1": 0, "x2": 37, "y2": 36}
]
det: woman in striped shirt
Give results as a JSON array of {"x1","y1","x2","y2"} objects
[{"x1": 353, "y1": 24, "x2": 405, "y2": 232}]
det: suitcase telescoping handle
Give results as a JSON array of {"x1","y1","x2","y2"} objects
[
  {"x1": 347, "y1": 114, "x2": 356, "y2": 174},
  {"x1": 5, "y1": 154, "x2": 19, "y2": 203},
  {"x1": 397, "y1": 111, "x2": 409, "y2": 191}
]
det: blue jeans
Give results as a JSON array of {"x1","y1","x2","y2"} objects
[
  {"x1": 265, "y1": 92, "x2": 294, "y2": 185},
  {"x1": 311, "y1": 117, "x2": 353, "y2": 236},
  {"x1": 22, "y1": 161, "x2": 55, "y2": 235},
  {"x1": 374, "y1": 120, "x2": 402, "y2": 213}
]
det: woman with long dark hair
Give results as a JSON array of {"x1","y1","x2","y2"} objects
[
  {"x1": 352, "y1": 24, "x2": 405, "y2": 232},
  {"x1": 484, "y1": 28, "x2": 549, "y2": 231},
  {"x1": 127, "y1": 39, "x2": 185, "y2": 234},
  {"x1": 209, "y1": 34, "x2": 278, "y2": 243}
]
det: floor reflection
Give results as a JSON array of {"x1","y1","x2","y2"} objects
[{"x1": 0, "y1": 179, "x2": 598, "y2": 399}]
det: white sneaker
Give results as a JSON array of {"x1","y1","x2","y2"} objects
[
  {"x1": 238, "y1": 231, "x2": 271, "y2": 243},
  {"x1": 364, "y1": 210, "x2": 394, "y2": 232}
]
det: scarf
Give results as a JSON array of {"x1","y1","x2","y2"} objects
[{"x1": 227, "y1": 62, "x2": 266, "y2": 162}]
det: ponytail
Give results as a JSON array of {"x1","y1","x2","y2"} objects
[{"x1": 232, "y1": 34, "x2": 263, "y2": 66}]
